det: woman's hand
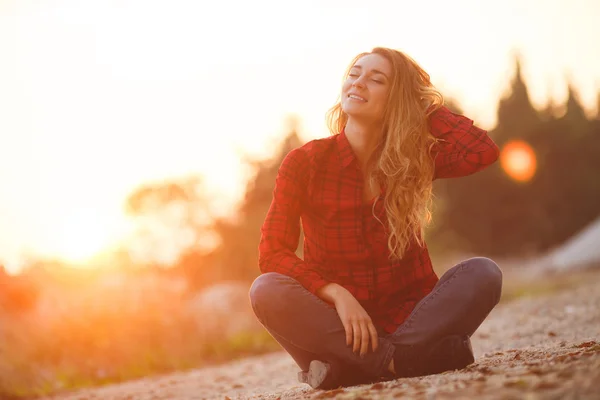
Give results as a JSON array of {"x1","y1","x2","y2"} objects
[{"x1": 316, "y1": 283, "x2": 378, "y2": 357}]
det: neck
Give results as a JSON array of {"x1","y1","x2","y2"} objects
[{"x1": 344, "y1": 118, "x2": 384, "y2": 169}]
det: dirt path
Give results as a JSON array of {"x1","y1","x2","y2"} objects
[{"x1": 44, "y1": 270, "x2": 600, "y2": 400}]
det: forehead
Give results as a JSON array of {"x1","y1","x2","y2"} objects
[{"x1": 351, "y1": 53, "x2": 391, "y2": 76}]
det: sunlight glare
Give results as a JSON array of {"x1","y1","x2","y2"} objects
[{"x1": 46, "y1": 208, "x2": 121, "y2": 265}]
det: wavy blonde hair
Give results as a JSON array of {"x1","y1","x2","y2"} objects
[{"x1": 326, "y1": 47, "x2": 444, "y2": 259}]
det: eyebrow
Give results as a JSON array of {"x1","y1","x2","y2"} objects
[{"x1": 350, "y1": 65, "x2": 389, "y2": 79}]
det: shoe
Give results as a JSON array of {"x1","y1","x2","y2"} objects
[
  {"x1": 393, "y1": 334, "x2": 474, "y2": 378},
  {"x1": 298, "y1": 360, "x2": 336, "y2": 389},
  {"x1": 424, "y1": 334, "x2": 474, "y2": 375},
  {"x1": 392, "y1": 341, "x2": 428, "y2": 377}
]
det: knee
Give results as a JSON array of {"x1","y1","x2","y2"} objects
[
  {"x1": 249, "y1": 272, "x2": 292, "y2": 319},
  {"x1": 466, "y1": 257, "x2": 503, "y2": 303}
]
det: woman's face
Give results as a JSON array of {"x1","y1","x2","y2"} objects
[{"x1": 341, "y1": 53, "x2": 392, "y2": 123}]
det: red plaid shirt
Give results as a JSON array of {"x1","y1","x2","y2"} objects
[{"x1": 258, "y1": 106, "x2": 499, "y2": 333}]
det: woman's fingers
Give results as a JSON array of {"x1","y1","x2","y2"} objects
[
  {"x1": 359, "y1": 321, "x2": 371, "y2": 357},
  {"x1": 368, "y1": 322, "x2": 379, "y2": 352},
  {"x1": 343, "y1": 320, "x2": 353, "y2": 347},
  {"x1": 350, "y1": 318, "x2": 380, "y2": 356},
  {"x1": 352, "y1": 321, "x2": 362, "y2": 353}
]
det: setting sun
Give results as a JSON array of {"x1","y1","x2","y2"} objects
[
  {"x1": 500, "y1": 140, "x2": 537, "y2": 182},
  {"x1": 43, "y1": 208, "x2": 122, "y2": 265}
]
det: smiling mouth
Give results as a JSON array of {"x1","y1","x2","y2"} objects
[{"x1": 348, "y1": 94, "x2": 367, "y2": 102}]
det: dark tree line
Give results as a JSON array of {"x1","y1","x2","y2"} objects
[{"x1": 431, "y1": 58, "x2": 600, "y2": 257}]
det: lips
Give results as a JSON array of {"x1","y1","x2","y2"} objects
[{"x1": 348, "y1": 93, "x2": 367, "y2": 102}]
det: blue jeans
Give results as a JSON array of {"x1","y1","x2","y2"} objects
[{"x1": 249, "y1": 257, "x2": 502, "y2": 386}]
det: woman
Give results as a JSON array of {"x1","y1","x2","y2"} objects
[{"x1": 249, "y1": 47, "x2": 502, "y2": 390}]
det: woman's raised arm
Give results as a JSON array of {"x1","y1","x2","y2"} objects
[{"x1": 429, "y1": 106, "x2": 500, "y2": 180}]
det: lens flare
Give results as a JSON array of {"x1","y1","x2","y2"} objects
[{"x1": 500, "y1": 140, "x2": 537, "y2": 182}]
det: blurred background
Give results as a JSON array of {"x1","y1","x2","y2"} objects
[{"x1": 1, "y1": 0, "x2": 599, "y2": 397}]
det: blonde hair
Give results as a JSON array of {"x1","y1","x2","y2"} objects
[{"x1": 326, "y1": 47, "x2": 444, "y2": 259}]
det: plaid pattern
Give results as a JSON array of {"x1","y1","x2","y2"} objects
[{"x1": 258, "y1": 106, "x2": 499, "y2": 333}]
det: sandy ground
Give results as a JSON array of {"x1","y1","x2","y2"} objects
[{"x1": 44, "y1": 269, "x2": 600, "y2": 400}]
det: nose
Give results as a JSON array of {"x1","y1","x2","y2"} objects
[{"x1": 352, "y1": 75, "x2": 366, "y2": 89}]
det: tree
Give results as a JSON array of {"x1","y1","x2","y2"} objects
[
  {"x1": 122, "y1": 119, "x2": 307, "y2": 288},
  {"x1": 431, "y1": 57, "x2": 600, "y2": 257},
  {"x1": 493, "y1": 55, "x2": 542, "y2": 147},
  {"x1": 203, "y1": 119, "x2": 305, "y2": 284},
  {"x1": 562, "y1": 83, "x2": 588, "y2": 136},
  {"x1": 125, "y1": 176, "x2": 218, "y2": 266}
]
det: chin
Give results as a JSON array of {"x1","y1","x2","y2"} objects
[
  {"x1": 342, "y1": 108, "x2": 371, "y2": 121},
  {"x1": 341, "y1": 103, "x2": 363, "y2": 117}
]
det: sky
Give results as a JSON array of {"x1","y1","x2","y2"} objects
[{"x1": 0, "y1": 0, "x2": 599, "y2": 273}]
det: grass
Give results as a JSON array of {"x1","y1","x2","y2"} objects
[
  {"x1": 0, "y1": 329, "x2": 279, "y2": 399},
  {"x1": 0, "y1": 273, "x2": 281, "y2": 399}
]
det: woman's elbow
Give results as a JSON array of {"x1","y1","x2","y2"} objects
[
  {"x1": 258, "y1": 247, "x2": 281, "y2": 274},
  {"x1": 257, "y1": 249, "x2": 271, "y2": 273},
  {"x1": 484, "y1": 142, "x2": 500, "y2": 166}
]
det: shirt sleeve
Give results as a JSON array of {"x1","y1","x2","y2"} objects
[
  {"x1": 258, "y1": 147, "x2": 329, "y2": 294},
  {"x1": 429, "y1": 106, "x2": 500, "y2": 180}
]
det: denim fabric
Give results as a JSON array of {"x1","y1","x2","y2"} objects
[{"x1": 249, "y1": 257, "x2": 502, "y2": 386}]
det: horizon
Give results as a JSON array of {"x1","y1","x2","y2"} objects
[{"x1": 1, "y1": 0, "x2": 600, "y2": 273}]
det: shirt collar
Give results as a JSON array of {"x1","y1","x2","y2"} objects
[{"x1": 337, "y1": 129, "x2": 357, "y2": 169}]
